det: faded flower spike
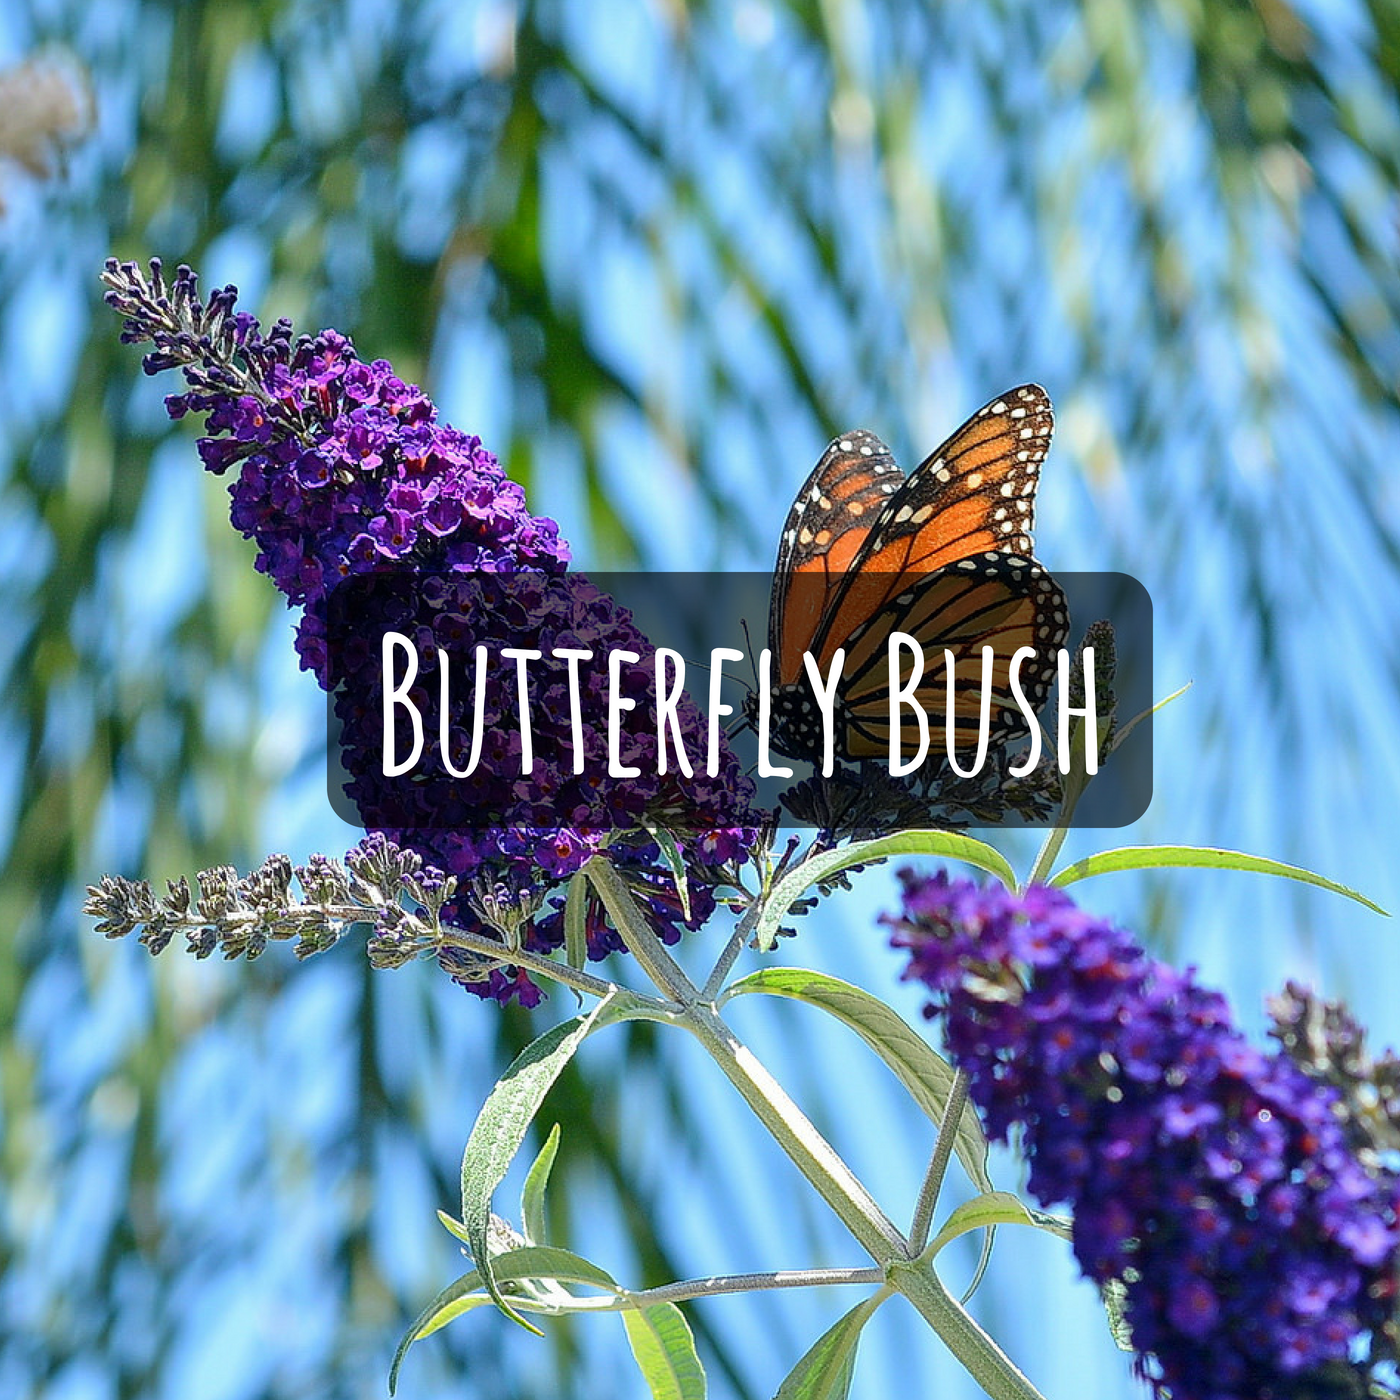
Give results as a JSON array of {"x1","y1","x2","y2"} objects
[
  {"x1": 103, "y1": 257, "x2": 755, "y2": 1005},
  {"x1": 886, "y1": 873, "x2": 1400, "y2": 1400},
  {"x1": 83, "y1": 837, "x2": 453, "y2": 967}
]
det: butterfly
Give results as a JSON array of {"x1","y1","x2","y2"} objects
[{"x1": 757, "y1": 383, "x2": 1069, "y2": 766}]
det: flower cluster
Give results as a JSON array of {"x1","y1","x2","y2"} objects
[
  {"x1": 886, "y1": 873, "x2": 1400, "y2": 1400},
  {"x1": 103, "y1": 258, "x2": 756, "y2": 1004},
  {"x1": 103, "y1": 257, "x2": 569, "y2": 670}
]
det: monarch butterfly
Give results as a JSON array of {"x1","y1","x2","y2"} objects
[{"x1": 757, "y1": 383, "x2": 1069, "y2": 766}]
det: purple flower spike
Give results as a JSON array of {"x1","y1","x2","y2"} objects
[
  {"x1": 103, "y1": 256, "x2": 756, "y2": 1005},
  {"x1": 885, "y1": 872, "x2": 1400, "y2": 1400}
]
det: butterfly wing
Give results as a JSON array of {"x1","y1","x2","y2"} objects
[
  {"x1": 837, "y1": 553, "x2": 1069, "y2": 758},
  {"x1": 769, "y1": 429, "x2": 904, "y2": 685},
  {"x1": 811, "y1": 385, "x2": 1055, "y2": 669}
]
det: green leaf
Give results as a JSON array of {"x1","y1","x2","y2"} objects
[
  {"x1": 774, "y1": 1294, "x2": 887, "y2": 1400},
  {"x1": 388, "y1": 1243, "x2": 625, "y2": 1390},
  {"x1": 389, "y1": 1269, "x2": 486, "y2": 1393},
  {"x1": 460, "y1": 990, "x2": 643, "y2": 1332},
  {"x1": 724, "y1": 967, "x2": 992, "y2": 1191},
  {"x1": 1048, "y1": 845, "x2": 1388, "y2": 915},
  {"x1": 564, "y1": 871, "x2": 589, "y2": 970},
  {"x1": 958, "y1": 1230, "x2": 996, "y2": 1305},
  {"x1": 926, "y1": 1190, "x2": 1072, "y2": 1260},
  {"x1": 620, "y1": 1301, "x2": 707, "y2": 1400},
  {"x1": 753, "y1": 832, "x2": 1017, "y2": 952},
  {"x1": 644, "y1": 821, "x2": 692, "y2": 922},
  {"x1": 492, "y1": 1243, "x2": 620, "y2": 1294},
  {"x1": 1109, "y1": 680, "x2": 1192, "y2": 753},
  {"x1": 436, "y1": 1209, "x2": 472, "y2": 1246},
  {"x1": 521, "y1": 1123, "x2": 561, "y2": 1246}
]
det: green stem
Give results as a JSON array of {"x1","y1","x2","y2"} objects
[
  {"x1": 892, "y1": 1262, "x2": 1046, "y2": 1400},
  {"x1": 434, "y1": 925, "x2": 654, "y2": 1007},
  {"x1": 700, "y1": 897, "x2": 762, "y2": 1001},
  {"x1": 559, "y1": 1267, "x2": 887, "y2": 1314},
  {"x1": 908, "y1": 1069, "x2": 970, "y2": 1255},
  {"x1": 583, "y1": 857, "x2": 697, "y2": 1004},
  {"x1": 1024, "y1": 823, "x2": 1070, "y2": 891},
  {"x1": 680, "y1": 1000, "x2": 913, "y2": 1262},
  {"x1": 585, "y1": 855, "x2": 911, "y2": 1265},
  {"x1": 587, "y1": 854, "x2": 1048, "y2": 1400},
  {"x1": 1025, "y1": 712, "x2": 1104, "y2": 889}
]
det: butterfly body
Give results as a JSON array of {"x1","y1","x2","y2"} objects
[
  {"x1": 757, "y1": 385, "x2": 1069, "y2": 767},
  {"x1": 766, "y1": 680, "x2": 847, "y2": 762}
]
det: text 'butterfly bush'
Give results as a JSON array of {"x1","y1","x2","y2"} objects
[
  {"x1": 885, "y1": 873, "x2": 1400, "y2": 1400},
  {"x1": 102, "y1": 258, "x2": 755, "y2": 1005}
]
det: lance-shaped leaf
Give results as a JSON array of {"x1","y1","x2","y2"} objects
[
  {"x1": 521, "y1": 1122, "x2": 562, "y2": 1246},
  {"x1": 621, "y1": 1299, "x2": 707, "y2": 1400},
  {"x1": 725, "y1": 966, "x2": 992, "y2": 1191},
  {"x1": 754, "y1": 832, "x2": 1017, "y2": 952},
  {"x1": 774, "y1": 1293, "x2": 888, "y2": 1400},
  {"x1": 564, "y1": 871, "x2": 589, "y2": 970},
  {"x1": 1049, "y1": 845, "x2": 1387, "y2": 915},
  {"x1": 390, "y1": 1269, "x2": 487, "y2": 1393},
  {"x1": 389, "y1": 1244, "x2": 624, "y2": 1392},
  {"x1": 1108, "y1": 681, "x2": 1191, "y2": 754},
  {"x1": 925, "y1": 1190, "x2": 1071, "y2": 1259},
  {"x1": 460, "y1": 990, "x2": 647, "y2": 1331},
  {"x1": 643, "y1": 820, "x2": 692, "y2": 923},
  {"x1": 925, "y1": 1193, "x2": 1132, "y2": 1359}
]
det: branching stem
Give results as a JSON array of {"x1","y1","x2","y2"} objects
[{"x1": 908, "y1": 1069, "x2": 971, "y2": 1255}]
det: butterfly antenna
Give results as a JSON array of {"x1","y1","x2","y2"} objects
[
  {"x1": 740, "y1": 617, "x2": 760, "y2": 695},
  {"x1": 720, "y1": 618, "x2": 763, "y2": 740},
  {"x1": 688, "y1": 655, "x2": 739, "y2": 688},
  {"x1": 679, "y1": 649, "x2": 754, "y2": 739}
]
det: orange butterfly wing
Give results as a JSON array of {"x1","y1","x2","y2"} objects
[
  {"x1": 764, "y1": 385, "x2": 1066, "y2": 763},
  {"x1": 813, "y1": 384, "x2": 1054, "y2": 671},
  {"x1": 769, "y1": 429, "x2": 903, "y2": 686},
  {"x1": 839, "y1": 555, "x2": 1067, "y2": 757}
]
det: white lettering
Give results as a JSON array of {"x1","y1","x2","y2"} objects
[
  {"x1": 608, "y1": 649, "x2": 642, "y2": 778},
  {"x1": 552, "y1": 648, "x2": 593, "y2": 774},
  {"x1": 382, "y1": 631, "x2": 424, "y2": 777},
  {"x1": 654, "y1": 648, "x2": 693, "y2": 777},
  {"x1": 888, "y1": 633, "x2": 929, "y2": 777},
  {"x1": 500, "y1": 648, "x2": 542, "y2": 774},
  {"x1": 440, "y1": 644, "x2": 488, "y2": 778},
  {"x1": 707, "y1": 649, "x2": 745, "y2": 776}
]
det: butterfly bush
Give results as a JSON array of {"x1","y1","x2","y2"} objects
[
  {"x1": 885, "y1": 873, "x2": 1400, "y2": 1400},
  {"x1": 102, "y1": 257, "x2": 755, "y2": 1005}
]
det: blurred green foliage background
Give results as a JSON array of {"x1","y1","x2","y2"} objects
[{"x1": 3, "y1": 1, "x2": 1400, "y2": 1397}]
